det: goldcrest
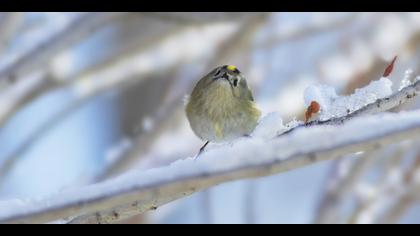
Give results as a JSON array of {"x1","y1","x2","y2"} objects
[{"x1": 186, "y1": 65, "x2": 261, "y2": 153}]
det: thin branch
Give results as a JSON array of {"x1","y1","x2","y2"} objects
[
  {"x1": 0, "y1": 110, "x2": 419, "y2": 224},
  {"x1": 0, "y1": 71, "x2": 52, "y2": 126},
  {"x1": 0, "y1": 65, "x2": 180, "y2": 183},
  {"x1": 348, "y1": 145, "x2": 409, "y2": 224},
  {"x1": 0, "y1": 12, "x2": 127, "y2": 83},
  {"x1": 0, "y1": 14, "x2": 186, "y2": 129},
  {"x1": 255, "y1": 13, "x2": 358, "y2": 50},
  {"x1": 314, "y1": 150, "x2": 384, "y2": 224},
  {"x1": 282, "y1": 80, "x2": 420, "y2": 136},
  {"x1": 378, "y1": 152, "x2": 420, "y2": 223},
  {"x1": 0, "y1": 21, "x2": 222, "y2": 181},
  {"x1": 0, "y1": 13, "x2": 130, "y2": 129}
]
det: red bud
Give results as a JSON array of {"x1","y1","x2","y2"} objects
[{"x1": 383, "y1": 56, "x2": 397, "y2": 77}]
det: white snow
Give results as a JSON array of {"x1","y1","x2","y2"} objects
[
  {"x1": 304, "y1": 77, "x2": 393, "y2": 121},
  {"x1": 0, "y1": 109, "x2": 420, "y2": 222},
  {"x1": 399, "y1": 69, "x2": 414, "y2": 91},
  {"x1": 252, "y1": 112, "x2": 286, "y2": 140},
  {"x1": 304, "y1": 84, "x2": 338, "y2": 117}
]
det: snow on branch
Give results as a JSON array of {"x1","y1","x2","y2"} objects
[
  {"x1": 283, "y1": 79, "x2": 420, "y2": 134},
  {"x1": 0, "y1": 60, "x2": 418, "y2": 223},
  {"x1": 0, "y1": 109, "x2": 419, "y2": 224}
]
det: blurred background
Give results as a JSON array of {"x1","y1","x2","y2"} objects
[{"x1": 0, "y1": 12, "x2": 420, "y2": 224}]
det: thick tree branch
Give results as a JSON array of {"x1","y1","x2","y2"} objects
[{"x1": 0, "y1": 110, "x2": 419, "y2": 224}]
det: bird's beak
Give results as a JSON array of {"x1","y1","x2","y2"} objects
[
  {"x1": 221, "y1": 73, "x2": 229, "y2": 81},
  {"x1": 213, "y1": 73, "x2": 229, "y2": 82}
]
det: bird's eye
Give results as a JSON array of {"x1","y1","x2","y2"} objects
[
  {"x1": 214, "y1": 69, "x2": 222, "y2": 77},
  {"x1": 233, "y1": 78, "x2": 239, "y2": 87}
]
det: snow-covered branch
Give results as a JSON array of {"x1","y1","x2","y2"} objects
[
  {"x1": 282, "y1": 79, "x2": 420, "y2": 135},
  {"x1": 0, "y1": 109, "x2": 419, "y2": 224},
  {"x1": 0, "y1": 63, "x2": 419, "y2": 223}
]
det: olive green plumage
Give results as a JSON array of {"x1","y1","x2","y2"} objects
[{"x1": 186, "y1": 65, "x2": 261, "y2": 144}]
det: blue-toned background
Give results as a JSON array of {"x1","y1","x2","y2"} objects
[{"x1": 0, "y1": 12, "x2": 419, "y2": 223}]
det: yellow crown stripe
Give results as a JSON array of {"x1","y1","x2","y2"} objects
[{"x1": 226, "y1": 65, "x2": 237, "y2": 71}]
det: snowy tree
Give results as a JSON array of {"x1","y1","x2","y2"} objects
[{"x1": 0, "y1": 12, "x2": 419, "y2": 224}]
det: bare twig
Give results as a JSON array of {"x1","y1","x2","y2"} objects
[
  {"x1": 0, "y1": 65, "x2": 180, "y2": 183},
  {"x1": 0, "y1": 14, "x2": 186, "y2": 129},
  {"x1": 348, "y1": 145, "x2": 409, "y2": 224},
  {"x1": 378, "y1": 152, "x2": 420, "y2": 223},
  {"x1": 0, "y1": 12, "x2": 127, "y2": 83},
  {"x1": 314, "y1": 150, "x2": 384, "y2": 224},
  {"x1": 0, "y1": 20, "x2": 234, "y2": 181}
]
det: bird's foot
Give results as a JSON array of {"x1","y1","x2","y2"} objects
[{"x1": 194, "y1": 141, "x2": 210, "y2": 160}]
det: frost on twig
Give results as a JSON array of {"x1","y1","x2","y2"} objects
[{"x1": 0, "y1": 110, "x2": 419, "y2": 224}]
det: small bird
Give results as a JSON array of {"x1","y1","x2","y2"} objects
[{"x1": 186, "y1": 65, "x2": 261, "y2": 156}]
